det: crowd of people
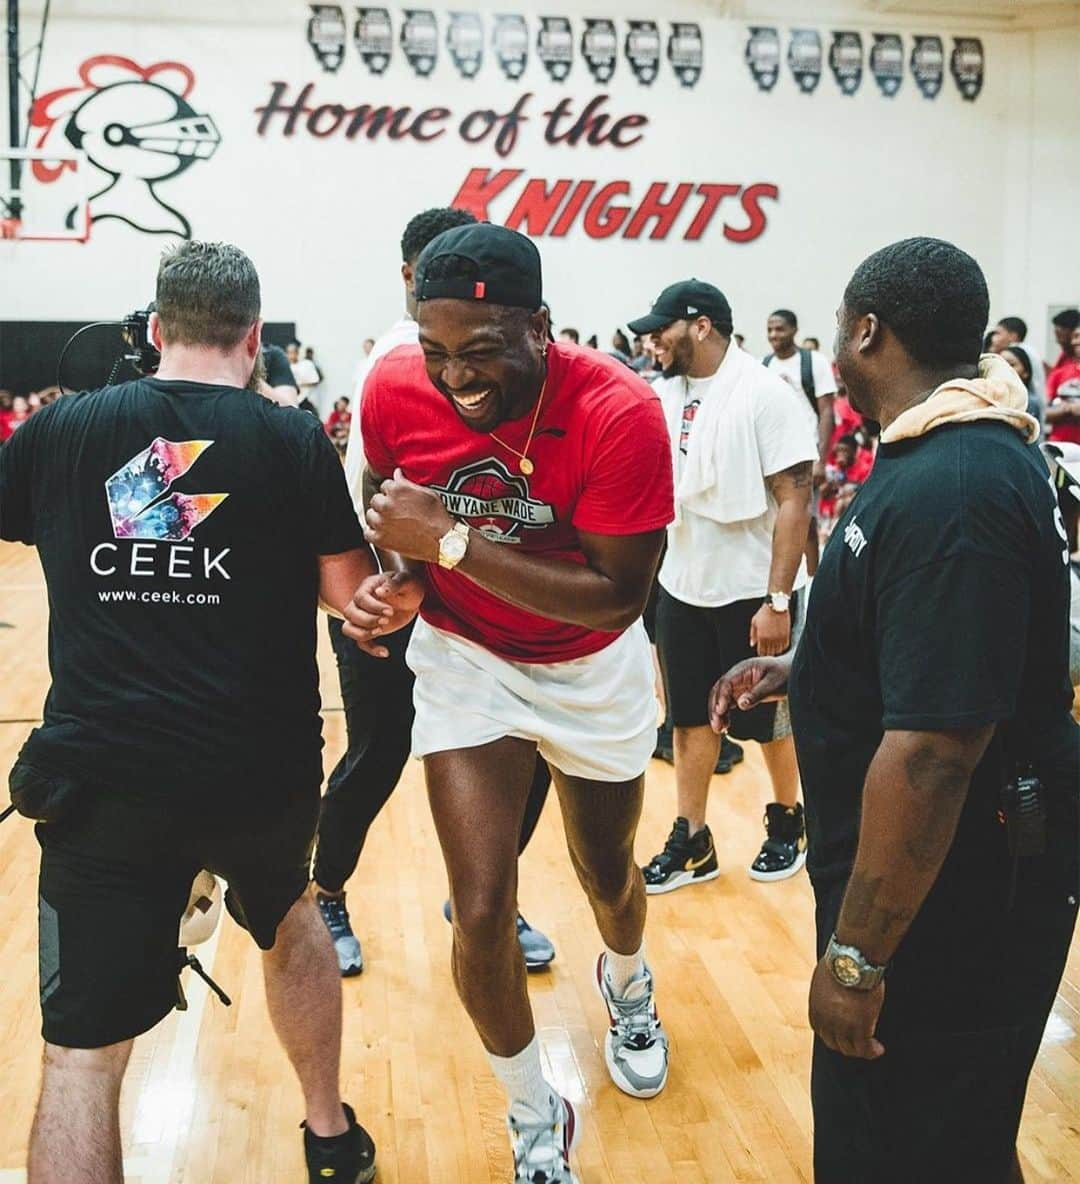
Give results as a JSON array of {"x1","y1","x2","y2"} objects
[{"x1": 0, "y1": 222, "x2": 1078, "y2": 1184}]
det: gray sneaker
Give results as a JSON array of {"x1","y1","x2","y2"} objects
[
  {"x1": 595, "y1": 954, "x2": 669, "y2": 1098},
  {"x1": 508, "y1": 1094, "x2": 579, "y2": 1184},
  {"x1": 442, "y1": 901, "x2": 556, "y2": 971},
  {"x1": 516, "y1": 913, "x2": 556, "y2": 970},
  {"x1": 316, "y1": 892, "x2": 363, "y2": 977}
]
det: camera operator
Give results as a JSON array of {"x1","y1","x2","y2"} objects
[
  {"x1": 709, "y1": 239, "x2": 1079, "y2": 1183},
  {"x1": 0, "y1": 241, "x2": 414, "y2": 1183}
]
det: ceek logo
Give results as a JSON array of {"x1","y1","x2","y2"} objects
[
  {"x1": 90, "y1": 438, "x2": 231, "y2": 581},
  {"x1": 106, "y1": 438, "x2": 227, "y2": 540}
]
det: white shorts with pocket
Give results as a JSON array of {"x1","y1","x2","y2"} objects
[{"x1": 406, "y1": 617, "x2": 658, "y2": 783}]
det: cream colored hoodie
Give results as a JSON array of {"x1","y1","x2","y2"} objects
[{"x1": 880, "y1": 353, "x2": 1040, "y2": 445}]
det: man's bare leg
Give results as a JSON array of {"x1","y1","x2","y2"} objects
[
  {"x1": 425, "y1": 736, "x2": 536, "y2": 1055},
  {"x1": 262, "y1": 891, "x2": 348, "y2": 1136},
  {"x1": 761, "y1": 733, "x2": 801, "y2": 808},
  {"x1": 552, "y1": 770, "x2": 646, "y2": 958},
  {"x1": 29, "y1": 1040, "x2": 133, "y2": 1184},
  {"x1": 674, "y1": 724, "x2": 722, "y2": 835}
]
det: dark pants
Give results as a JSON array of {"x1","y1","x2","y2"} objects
[
  {"x1": 811, "y1": 864, "x2": 1077, "y2": 1183},
  {"x1": 314, "y1": 617, "x2": 552, "y2": 894}
]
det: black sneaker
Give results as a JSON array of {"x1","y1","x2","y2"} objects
[
  {"x1": 642, "y1": 818, "x2": 720, "y2": 895},
  {"x1": 653, "y1": 723, "x2": 673, "y2": 764},
  {"x1": 316, "y1": 892, "x2": 363, "y2": 977},
  {"x1": 749, "y1": 803, "x2": 807, "y2": 882},
  {"x1": 302, "y1": 1102, "x2": 376, "y2": 1183},
  {"x1": 715, "y1": 737, "x2": 744, "y2": 775}
]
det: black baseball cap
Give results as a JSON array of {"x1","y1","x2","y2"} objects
[
  {"x1": 414, "y1": 223, "x2": 543, "y2": 311},
  {"x1": 628, "y1": 279, "x2": 733, "y2": 336}
]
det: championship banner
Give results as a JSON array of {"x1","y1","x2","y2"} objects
[
  {"x1": 829, "y1": 30, "x2": 863, "y2": 96},
  {"x1": 911, "y1": 35, "x2": 944, "y2": 99},
  {"x1": 582, "y1": 18, "x2": 618, "y2": 84},
  {"x1": 788, "y1": 28, "x2": 822, "y2": 95},
  {"x1": 626, "y1": 20, "x2": 661, "y2": 87},
  {"x1": 354, "y1": 6, "x2": 393, "y2": 75},
  {"x1": 493, "y1": 14, "x2": 528, "y2": 80},
  {"x1": 744, "y1": 26, "x2": 778, "y2": 93},
  {"x1": 870, "y1": 33, "x2": 903, "y2": 98},
  {"x1": 307, "y1": 5, "x2": 347, "y2": 73},
  {"x1": 401, "y1": 8, "x2": 438, "y2": 77},
  {"x1": 537, "y1": 16, "x2": 573, "y2": 82},
  {"x1": 951, "y1": 37, "x2": 984, "y2": 101},
  {"x1": 447, "y1": 11, "x2": 483, "y2": 79},
  {"x1": 668, "y1": 22, "x2": 703, "y2": 89}
]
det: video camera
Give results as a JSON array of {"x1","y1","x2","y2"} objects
[{"x1": 56, "y1": 304, "x2": 159, "y2": 394}]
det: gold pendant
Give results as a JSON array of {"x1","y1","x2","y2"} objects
[{"x1": 519, "y1": 457, "x2": 534, "y2": 476}]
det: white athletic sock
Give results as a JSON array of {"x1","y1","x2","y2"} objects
[
  {"x1": 489, "y1": 1035, "x2": 555, "y2": 1115},
  {"x1": 604, "y1": 943, "x2": 646, "y2": 996}
]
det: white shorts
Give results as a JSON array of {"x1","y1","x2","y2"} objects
[{"x1": 406, "y1": 617, "x2": 658, "y2": 783}]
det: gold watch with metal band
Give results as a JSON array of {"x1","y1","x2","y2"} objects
[
  {"x1": 825, "y1": 934, "x2": 887, "y2": 990},
  {"x1": 437, "y1": 521, "x2": 470, "y2": 569},
  {"x1": 766, "y1": 591, "x2": 791, "y2": 613}
]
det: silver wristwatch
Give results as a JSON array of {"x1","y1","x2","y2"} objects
[
  {"x1": 825, "y1": 934, "x2": 887, "y2": 991},
  {"x1": 437, "y1": 522, "x2": 470, "y2": 570},
  {"x1": 766, "y1": 591, "x2": 791, "y2": 613}
]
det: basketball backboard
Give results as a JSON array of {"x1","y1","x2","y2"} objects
[{"x1": 0, "y1": 147, "x2": 91, "y2": 242}]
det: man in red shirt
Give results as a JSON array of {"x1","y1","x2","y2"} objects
[
  {"x1": 345, "y1": 224, "x2": 674, "y2": 1184},
  {"x1": 1047, "y1": 324, "x2": 1080, "y2": 445}
]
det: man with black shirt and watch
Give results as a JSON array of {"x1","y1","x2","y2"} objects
[
  {"x1": 628, "y1": 280, "x2": 815, "y2": 889},
  {"x1": 710, "y1": 238, "x2": 1079, "y2": 1183},
  {"x1": 348, "y1": 223, "x2": 674, "y2": 1184}
]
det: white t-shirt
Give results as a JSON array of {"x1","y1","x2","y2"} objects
[
  {"x1": 658, "y1": 364, "x2": 817, "y2": 608},
  {"x1": 343, "y1": 316, "x2": 419, "y2": 514},
  {"x1": 764, "y1": 349, "x2": 837, "y2": 444}
]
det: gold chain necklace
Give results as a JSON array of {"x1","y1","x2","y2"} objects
[{"x1": 489, "y1": 376, "x2": 547, "y2": 476}]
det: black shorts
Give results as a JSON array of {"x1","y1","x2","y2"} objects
[
  {"x1": 656, "y1": 587, "x2": 797, "y2": 743},
  {"x1": 34, "y1": 771, "x2": 318, "y2": 1049}
]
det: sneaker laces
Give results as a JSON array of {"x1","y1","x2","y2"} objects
[
  {"x1": 608, "y1": 975, "x2": 659, "y2": 1051},
  {"x1": 646, "y1": 820, "x2": 690, "y2": 873},
  {"x1": 318, "y1": 895, "x2": 352, "y2": 939},
  {"x1": 753, "y1": 837, "x2": 795, "y2": 868},
  {"x1": 509, "y1": 1101, "x2": 566, "y2": 1183}
]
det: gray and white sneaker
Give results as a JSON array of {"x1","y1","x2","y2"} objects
[
  {"x1": 595, "y1": 954, "x2": 669, "y2": 1099},
  {"x1": 316, "y1": 892, "x2": 363, "y2": 977},
  {"x1": 508, "y1": 1094, "x2": 579, "y2": 1184}
]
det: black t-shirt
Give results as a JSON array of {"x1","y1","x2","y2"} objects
[
  {"x1": 791, "y1": 422, "x2": 1078, "y2": 1023},
  {"x1": 262, "y1": 343, "x2": 296, "y2": 391},
  {"x1": 0, "y1": 378, "x2": 365, "y2": 798}
]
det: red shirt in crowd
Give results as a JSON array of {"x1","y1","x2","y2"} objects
[
  {"x1": 0, "y1": 408, "x2": 30, "y2": 442},
  {"x1": 361, "y1": 341, "x2": 674, "y2": 663},
  {"x1": 1047, "y1": 358, "x2": 1080, "y2": 444},
  {"x1": 325, "y1": 409, "x2": 351, "y2": 437}
]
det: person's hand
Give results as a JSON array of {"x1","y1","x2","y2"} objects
[
  {"x1": 363, "y1": 469, "x2": 456, "y2": 562},
  {"x1": 750, "y1": 603, "x2": 791, "y2": 656},
  {"x1": 341, "y1": 571, "x2": 425, "y2": 657},
  {"x1": 809, "y1": 957, "x2": 885, "y2": 1060},
  {"x1": 708, "y1": 656, "x2": 790, "y2": 732}
]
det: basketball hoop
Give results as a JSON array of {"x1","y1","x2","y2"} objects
[{"x1": 0, "y1": 217, "x2": 20, "y2": 240}]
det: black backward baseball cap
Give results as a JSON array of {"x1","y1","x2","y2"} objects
[
  {"x1": 628, "y1": 279, "x2": 733, "y2": 336},
  {"x1": 414, "y1": 222, "x2": 543, "y2": 311}
]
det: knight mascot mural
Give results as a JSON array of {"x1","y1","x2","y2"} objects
[{"x1": 30, "y1": 54, "x2": 221, "y2": 238}]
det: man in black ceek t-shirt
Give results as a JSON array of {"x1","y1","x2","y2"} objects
[
  {"x1": 710, "y1": 238, "x2": 1078, "y2": 1183},
  {"x1": 0, "y1": 242, "x2": 416, "y2": 1183}
]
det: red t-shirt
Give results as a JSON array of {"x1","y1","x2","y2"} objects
[
  {"x1": 1047, "y1": 359, "x2": 1080, "y2": 444},
  {"x1": 361, "y1": 341, "x2": 674, "y2": 662}
]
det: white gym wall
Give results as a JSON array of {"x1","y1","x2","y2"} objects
[{"x1": 3, "y1": 0, "x2": 1078, "y2": 396}]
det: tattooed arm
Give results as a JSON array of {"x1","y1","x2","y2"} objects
[
  {"x1": 835, "y1": 726, "x2": 994, "y2": 962},
  {"x1": 810, "y1": 725, "x2": 994, "y2": 1059},
  {"x1": 750, "y1": 460, "x2": 813, "y2": 655}
]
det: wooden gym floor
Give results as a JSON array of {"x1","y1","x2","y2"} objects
[{"x1": 0, "y1": 540, "x2": 1077, "y2": 1183}]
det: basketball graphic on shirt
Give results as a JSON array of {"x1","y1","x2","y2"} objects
[{"x1": 434, "y1": 457, "x2": 556, "y2": 542}]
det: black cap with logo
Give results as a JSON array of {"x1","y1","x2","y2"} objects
[
  {"x1": 628, "y1": 279, "x2": 733, "y2": 336},
  {"x1": 414, "y1": 223, "x2": 543, "y2": 311}
]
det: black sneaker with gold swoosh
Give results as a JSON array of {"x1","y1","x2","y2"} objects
[
  {"x1": 302, "y1": 1102, "x2": 376, "y2": 1183},
  {"x1": 641, "y1": 817, "x2": 720, "y2": 895}
]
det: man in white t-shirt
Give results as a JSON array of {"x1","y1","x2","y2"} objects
[
  {"x1": 286, "y1": 340, "x2": 323, "y2": 409},
  {"x1": 628, "y1": 281, "x2": 815, "y2": 888},
  {"x1": 764, "y1": 309, "x2": 837, "y2": 470}
]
